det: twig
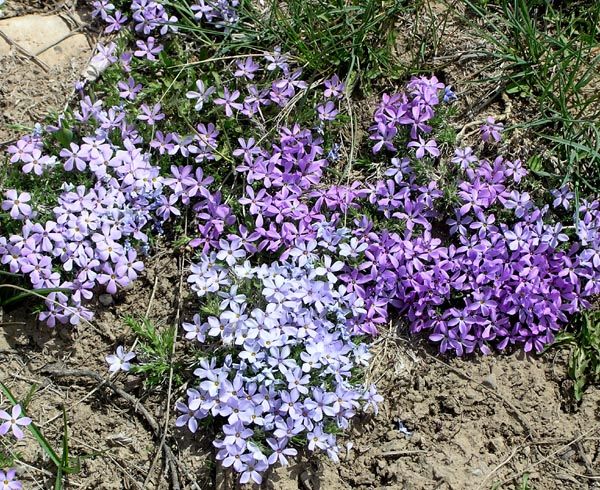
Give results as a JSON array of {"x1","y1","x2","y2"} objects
[
  {"x1": 0, "y1": 30, "x2": 50, "y2": 71},
  {"x1": 380, "y1": 450, "x2": 428, "y2": 458},
  {"x1": 33, "y1": 28, "x2": 84, "y2": 57},
  {"x1": 38, "y1": 367, "x2": 181, "y2": 490},
  {"x1": 575, "y1": 440, "x2": 595, "y2": 476},
  {"x1": 144, "y1": 276, "x2": 160, "y2": 319},
  {"x1": 544, "y1": 458, "x2": 600, "y2": 481}
]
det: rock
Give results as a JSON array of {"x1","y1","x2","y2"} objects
[
  {"x1": 99, "y1": 294, "x2": 114, "y2": 306},
  {"x1": 0, "y1": 14, "x2": 89, "y2": 67},
  {"x1": 482, "y1": 373, "x2": 497, "y2": 390}
]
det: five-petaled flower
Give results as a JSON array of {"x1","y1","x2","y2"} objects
[
  {"x1": 0, "y1": 405, "x2": 32, "y2": 440},
  {"x1": 106, "y1": 346, "x2": 136, "y2": 373},
  {"x1": 2, "y1": 191, "x2": 32, "y2": 220},
  {"x1": 0, "y1": 468, "x2": 22, "y2": 490}
]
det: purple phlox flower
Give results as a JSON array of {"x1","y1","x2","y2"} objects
[
  {"x1": 451, "y1": 147, "x2": 477, "y2": 169},
  {"x1": 91, "y1": 0, "x2": 114, "y2": 18},
  {"x1": 7, "y1": 138, "x2": 38, "y2": 163},
  {"x1": 480, "y1": 116, "x2": 504, "y2": 142},
  {"x1": 21, "y1": 149, "x2": 56, "y2": 175},
  {"x1": 19, "y1": 254, "x2": 53, "y2": 287},
  {"x1": 505, "y1": 158, "x2": 527, "y2": 183},
  {"x1": 283, "y1": 367, "x2": 310, "y2": 395},
  {"x1": 234, "y1": 56, "x2": 260, "y2": 79},
  {"x1": 106, "y1": 345, "x2": 136, "y2": 373},
  {"x1": 193, "y1": 122, "x2": 220, "y2": 153},
  {"x1": 60, "y1": 143, "x2": 87, "y2": 172},
  {"x1": 264, "y1": 46, "x2": 289, "y2": 71},
  {"x1": 467, "y1": 290, "x2": 498, "y2": 317},
  {"x1": 99, "y1": 106, "x2": 125, "y2": 131},
  {"x1": 216, "y1": 238, "x2": 246, "y2": 266},
  {"x1": 500, "y1": 190, "x2": 532, "y2": 218},
  {"x1": 269, "y1": 80, "x2": 293, "y2": 107},
  {"x1": 370, "y1": 122, "x2": 397, "y2": 153},
  {"x1": 402, "y1": 105, "x2": 434, "y2": 138},
  {"x1": 443, "y1": 85, "x2": 457, "y2": 103},
  {"x1": 67, "y1": 304, "x2": 94, "y2": 326},
  {"x1": 239, "y1": 455, "x2": 268, "y2": 485},
  {"x1": 190, "y1": 0, "x2": 215, "y2": 22},
  {"x1": 115, "y1": 249, "x2": 145, "y2": 281},
  {"x1": 362, "y1": 384, "x2": 384, "y2": 415},
  {"x1": 0, "y1": 468, "x2": 21, "y2": 490},
  {"x1": 175, "y1": 396, "x2": 205, "y2": 433},
  {"x1": 186, "y1": 167, "x2": 214, "y2": 200},
  {"x1": 324, "y1": 74, "x2": 345, "y2": 99},
  {"x1": 134, "y1": 37, "x2": 163, "y2": 60},
  {"x1": 551, "y1": 185, "x2": 575, "y2": 210},
  {"x1": 307, "y1": 424, "x2": 329, "y2": 451},
  {"x1": 30, "y1": 220, "x2": 62, "y2": 252},
  {"x1": 428, "y1": 322, "x2": 463, "y2": 355},
  {"x1": 2, "y1": 190, "x2": 32, "y2": 219},
  {"x1": 97, "y1": 263, "x2": 129, "y2": 294},
  {"x1": 156, "y1": 194, "x2": 181, "y2": 221},
  {"x1": 214, "y1": 88, "x2": 243, "y2": 117},
  {"x1": 137, "y1": 103, "x2": 165, "y2": 125},
  {"x1": 104, "y1": 10, "x2": 128, "y2": 33},
  {"x1": 504, "y1": 223, "x2": 532, "y2": 251},
  {"x1": 273, "y1": 415, "x2": 304, "y2": 440},
  {"x1": 91, "y1": 42, "x2": 118, "y2": 66},
  {"x1": 79, "y1": 136, "x2": 108, "y2": 161},
  {"x1": 267, "y1": 437, "x2": 297, "y2": 466},
  {"x1": 182, "y1": 314, "x2": 208, "y2": 343},
  {"x1": 339, "y1": 237, "x2": 368, "y2": 258},
  {"x1": 469, "y1": 210, "x2": 497, "y2": 238},
  {"x1": 186, "y1": 79, "x2": 216, "y2": 111},
  {"x1": 218, "y1": 285, "x2": 247, "y2": 310},
  {"x1": 288, "y1": 240, "x2": 317, "y2": 267},
  {"x1": 0, "y1": 405, "x2": 32, "y2": 440},
  {"x1": 314, "y1": 255, "x2": 344, "y2": 283},
  {"x1": 150, "y1": 131, "x2": 178, "y2": 155},
  {"x1": 232, "y1": 138, "x2": 261, "y2": 161},
  {"x1": 284, "y1": 68, "x2": 308, "y2": 90},
  {"x1": 238, "y1": 186, "x2": 271, "y2": 215},
  {"x1": 118, "y1": 77, "x2": 142, "y2": 100},
  {"x1": 95, "y1": 236, "x2": 124, "y2": 262},
  {"x1": 317, "y1": 101, "x2": 339, "y2": 121},
  {"x1": 407, "y1": 137, "x2": 439, "y2": 159},
  {"x1": 223, "y1": 421, "x2": 253, "y2": 448}
]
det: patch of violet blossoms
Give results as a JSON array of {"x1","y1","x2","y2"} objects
[{"x1": 178, "y1": 251, "x2": 380, "y2": 484}]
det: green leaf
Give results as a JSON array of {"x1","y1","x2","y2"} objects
[{"x1": 53, "y1": 127, "x2": 74, "y2": 148}]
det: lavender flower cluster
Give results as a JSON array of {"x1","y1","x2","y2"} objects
[
  {"x1": 2, "y1": 0, "x2": 599, "y2": 484},
  {"x1": 361, "y1": 152, "x2": 600, "y2": 354},
  {"x1": 1, "y1": 127, "x2": 163, "y2": 326},
  {"x1": 178, "y1": 250, "x2": 380, "y2": 485}
]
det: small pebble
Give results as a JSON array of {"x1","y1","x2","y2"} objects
[
  {"x1": 482, "y1": 373, "x2": 497, "y2": 390},
  {"x1": 99, "y1": 294, "x2": 113, "y2": 306}
]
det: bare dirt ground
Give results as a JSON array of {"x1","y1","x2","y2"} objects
[{"x1": 0, "y1": 1, "x2": 599, "y2": 489}]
